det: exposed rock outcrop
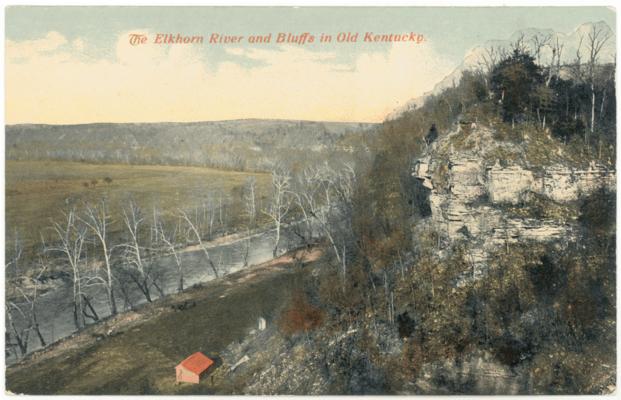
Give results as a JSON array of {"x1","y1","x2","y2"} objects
[{"x1": 411, "y1": 125, "x2": 616, "y2": 267}]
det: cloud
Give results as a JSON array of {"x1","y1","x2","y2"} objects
[
  {"x1": 6, "y1": 31, "x2": 68, "y2": 59},
  {"x1": 72, "y1": 38, "x2": 85, "y2": 52},
  {"x1": 6, "y1": 30, "x2": 454, "y2": 124}
]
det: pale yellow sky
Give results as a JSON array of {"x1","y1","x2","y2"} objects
[
  {"x1": 5, "y1": 29, "x2": 453, "y2": 124},
  {"x1": 6, "y1": 7, "x2": 616, "y2": 124}
]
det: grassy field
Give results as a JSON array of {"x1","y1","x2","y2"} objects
[
  {"x1": 5, "y1": 249, "x2": 321, "y2": 395},
  {"x1": 6, "y1": 160, "x2": 272, "y2": 261}
]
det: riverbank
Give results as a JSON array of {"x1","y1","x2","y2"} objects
[
  {"x1": 6, "y1": 247, "x2": 323, "y2": 395},
  {"x1": 6, "y1": 218, "x2": 312, "y2": 364}
]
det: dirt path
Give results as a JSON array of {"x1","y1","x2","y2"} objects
[{"x1": 6, "y1": 248, "x2": 322, "y2": 395}]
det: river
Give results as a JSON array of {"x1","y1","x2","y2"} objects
[{"x1": 6, "y1": 223, "x2": 309, "y2": 365}]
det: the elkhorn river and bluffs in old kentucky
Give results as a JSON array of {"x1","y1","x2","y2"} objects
[{"x1": 4, "y1": 7, "x2": 617, "y2": 395}]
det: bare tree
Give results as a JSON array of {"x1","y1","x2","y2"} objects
[
  {"x1": 586, "y1": 23, "x2": 612, "y2": 137},
  {"x1": 5, "y1": 257, "x2": 50, "y2": 358},
  {"x1": 120, "y1": 200, "x2": 163, "y2": 302},
  {"x1": 263, "y1": 168, "x2": 292, "y2": 257},
  {"x1": 150, "y1": 205, "x2": 162, "y2": 247},
  {"x1": 198, "y1": 195, "x2": 218, "y2": 240},
  {"x1": 4, "y1": 234, "x2": 25, "y2": 358},
  {"x1": 292, "y1": 166, "x2": 322, "y2": 243},
  {"x1": 477, "y1": 45, "x2": 503, "y2": 89},
  {"x1": 47, "y1": 209, "x2": 87, "y2": 330},
  {"x1": 479, "y1": 45, "x2": 499, "y2": 74},
  {"x1": 567, "y1": 33, "x2": 587, "y2": 126},
  {"x1": 530, "y1": 32, "x2": 551, "y2": 65},
  {"x1": 116, "y1": 275, "x2": 135, "y2": 312},
  {"x1": 510, "y1": 33, "x2": 528, "y2": 55},
  {"x1": 546, "y1": 36, "x2": 564, "y2": 87},
  {"x1": 6, "y1": 229, "x2": 23, "y2": 279},
  {"x1": 179, "y1": 208, "x2": 219, "y2": 277},
  {"x1": 6, "y1": 303, "x2": 30, "y2": 358},
  {"x1": 80, "y1": 199, "x2": 117, "y2": 316},
  {"x1": 329, "y1": 164, "x2": 357, "y2": 286},
  {"x1": 242, "y1": 228, "x2": 251, "y2": 268},
  {"x1": 243, "y1": 176, "x2": 258, "y2": 227},
  {"x1": 158, "y1": 219, "x2": 185, "y2": 293},
  {"x1": 571, "y1": 34, "x2": 585, "y2": 82},
  {"x1": 295, "y1": 165, "x2": 340, "y2": 260},
  {"x1": 294, "y1": 163, "x2": 356, "y2": 286},
  {"x1": 218, "y1": 192, "x2": 226, "y2": 229},
  {"x1": 22, "y1": 258, "x2": 48, "y2": 347}
]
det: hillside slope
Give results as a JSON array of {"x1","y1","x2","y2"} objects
[{"x1": 6, "y1": 119, "x2": 376, "y2": 171}]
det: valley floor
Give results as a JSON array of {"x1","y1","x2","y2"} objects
[
  {"x1": 5, "y1": 160, "x2": 271, "y2": 254},
  {"x1": 5, "y1": 247, "x2": 322, "y2": 395}
]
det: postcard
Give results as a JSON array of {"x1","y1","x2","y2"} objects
[{"x1": 4, "y1": 5, "x2": 617, "y2": 395}]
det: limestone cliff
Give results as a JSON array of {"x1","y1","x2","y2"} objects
[{"x1": 411, "y1": 123, "x2": 616, "y2": 269}]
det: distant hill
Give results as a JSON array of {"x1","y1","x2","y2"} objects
[{"x1": 6, "y1": 119, "x2": 377, "y2": 171}]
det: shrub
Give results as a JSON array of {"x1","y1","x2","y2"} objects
[{"x1": 278, "y1": 293, "x2": 324, "y2": 336}]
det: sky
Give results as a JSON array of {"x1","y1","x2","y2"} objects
[{"x1": 4, "y1": 6, "x2": 617, "y2": 124}]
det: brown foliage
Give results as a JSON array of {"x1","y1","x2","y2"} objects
[
  {"x1": 317, "y1": 264, "x2": 368, "y2": 327},
  {"x1": 278, "y1": 293, "x2": 324, "y2": 336}
]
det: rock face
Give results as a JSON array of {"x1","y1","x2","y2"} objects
[
  {"x1": 487, "y1": 161, "x2": 616, "y2": 204},
  {"x1": 411, "y1": 125, "x2": 616, "y2": 267},
  {"x1": 541, "y1": 163, "x2": 616, "y2": 202},
  {"x1": 412, "y1": 350, "x2": 526, "y2": 395},
  {"x1": 486, "y1": 164, "x2": 534, "y2": 204}
]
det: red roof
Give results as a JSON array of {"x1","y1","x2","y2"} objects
[{"x1": 178, "y1": 352, "x2": 214, "y2": 375}]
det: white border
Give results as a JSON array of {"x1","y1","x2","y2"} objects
[{"x1": 1, "y1": 2, "x2": 618, "y2": 400}]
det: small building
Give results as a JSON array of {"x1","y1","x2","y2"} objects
[{"x1": 175, "y1": 352, "x2": 214, "y2": 384}]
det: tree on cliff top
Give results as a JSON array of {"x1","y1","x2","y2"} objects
[{"x1": 490, "y1": 49, "x2": 543, "y2": 128}]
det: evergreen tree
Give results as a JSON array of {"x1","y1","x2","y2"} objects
[{"x1": 491, "y1": 49, "x2": 544, "y2": 127}]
